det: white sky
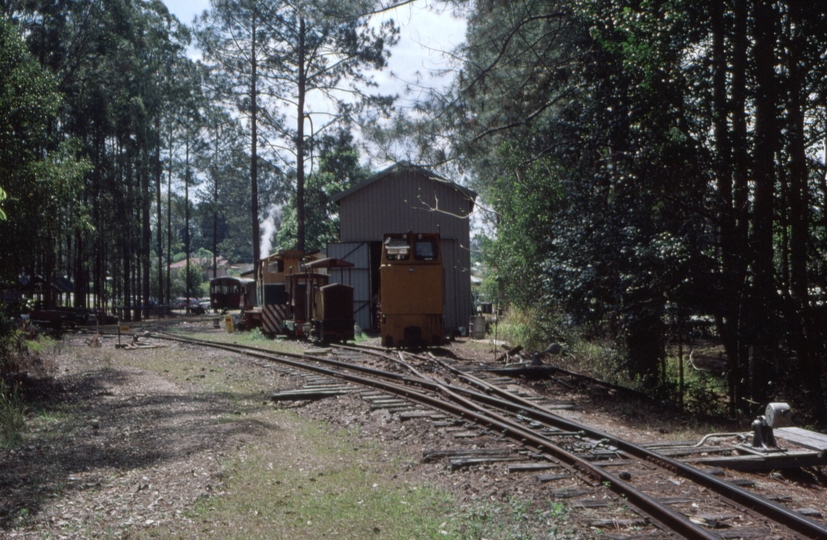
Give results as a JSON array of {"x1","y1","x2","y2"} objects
[
  {"x1": 163, "y1": 0, "x2": 470, "y2": 251},
  {"x1": 162, "y1": 0, "x2": 467, "y2": 102}
]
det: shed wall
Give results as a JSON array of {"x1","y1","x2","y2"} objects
[
  {"x1": 327, "y1": 242, "x2": 373, "y2": 331},
  {"x1": 338, "y1": 171, "x2": 473, "y2": 242},
  {"x1": 336, "y1": 171, "x2": 473, "y2": 331}
]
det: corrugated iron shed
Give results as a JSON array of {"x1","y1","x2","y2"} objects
[{"x1": 330, "y1": 162, "x2": 476, "y2": 332}]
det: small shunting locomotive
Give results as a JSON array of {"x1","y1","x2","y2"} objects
[
  {"x1": 379, "y1": 232, "x2": 444, "y2": 347},
  {"x1": 239, "y1": 250, "x2": 355, "y2": 343}
]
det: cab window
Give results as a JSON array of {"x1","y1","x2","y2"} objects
[
  {"x1": 414, "y1": 239, "x2": 437, "y2": 260},
  {"x1": 268, "y1": 260, "x2": 285, "y2": 274},
  {"x1": 384, "y1": 237, "x2": 410, "y2": 261}
]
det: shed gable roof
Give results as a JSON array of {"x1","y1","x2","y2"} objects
[{"x1": 331, "y1": 162, "x2": 476, "y2": 206}]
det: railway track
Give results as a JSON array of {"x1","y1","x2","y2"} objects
[{"x1": 149, "y1": 331, "x2": 827, "y2": 539}]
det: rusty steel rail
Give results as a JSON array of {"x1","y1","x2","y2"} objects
[
  {"x1": 151, "y1": 334, "x2": 827, "y2": 538},
  {"x1": 152, "y1": 333, "x2": 728, "y2": 538},
  {"x1": 415, "y1": 352, "x2": 827, "y2": 540},
  {"x1": 340, "y1": 343, "x2": 827, "y2": 538}
]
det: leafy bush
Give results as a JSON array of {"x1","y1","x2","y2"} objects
[
  {"x1": 493, "y1": 305, "x2": 570, "y2": 352},
  {"x1": 569, "y1": 338, "x2": 624, "y2": 383},
  {"x1": 246, "y1": 328, "x2": 269, "y2": 341}
]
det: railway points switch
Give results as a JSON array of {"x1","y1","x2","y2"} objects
[{"x1": 750, "y1": 402, "x2": 792, "y2": 451}]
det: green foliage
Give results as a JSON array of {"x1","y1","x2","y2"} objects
[
  {"x1": 245, "y1": 328, "x2": 269, "y2": 342},
  {"x1": 0, "y1": 18, "x2": 89, "y2": 280},
  {"x1": 23, "y1": 335, "x2": 56, "y2": 355},
  {"x1": 171, "y1": 261, "x2": 205, "y2": 298},
  {"x1": 460, "y1": 0, "x2": 713, "y2": 384},
  {"x1": 275, "y1": 129, "x2": 369, "y2": 252},
  {"x1": 659, "y1": 354, "x2": 729, "y2": 416},
  {"x1": 251, "y1": 1, "x2": 396, "y2": 252},
  {"x1": 0, "y1": 376, "x2": 27, "y2": 446},
  {"x1": 482, "y1": 145, "x2": 566, "y2": 309},
  {"x1": 493, "y1": 305, "x2": 570, "y2": 353},
  {"x1": 453, "y1": 0, "x2": 827, "y2": 412}
]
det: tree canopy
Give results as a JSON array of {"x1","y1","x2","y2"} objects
[
  {"x1": 417, "y1": 0, "x2": 827, "y2": 421},
  {"x1": 5, "y1": 0, "x2": 827, "y2": 422}
]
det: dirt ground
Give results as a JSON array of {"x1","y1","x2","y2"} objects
[{"x1": 2, "y1": 321, "x2": 827, "y2": 539}]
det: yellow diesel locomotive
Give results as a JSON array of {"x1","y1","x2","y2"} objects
[{"x1": 379, "y1": 232, "x2": 444, "y2": 347}]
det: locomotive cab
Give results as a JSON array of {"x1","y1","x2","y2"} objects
[
  {"x1": 379, "y1": 232, "x2": 444, "y2": 347},
  {"x1": 244, "y1": 249, "x2": 310, "y2": 334}
]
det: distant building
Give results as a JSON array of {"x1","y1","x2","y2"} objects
[
  {"x1": 15, "y1": 274, "x2": 75, "y2": 308},
  {"x1": 327, "y1": 162, "x2": 476, "y2": 333}
]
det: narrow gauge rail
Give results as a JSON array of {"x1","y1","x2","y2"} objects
[
  {"x1": 344, "y1": 344, "x2": 827, "y2": 539},
  {"x1": 151, "y1": 333, "x2": 827, "y2": 539}
]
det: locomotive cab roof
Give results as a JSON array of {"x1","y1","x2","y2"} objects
[{"x1": 305, "y1": 257, "x2": 355, "y2": 270}]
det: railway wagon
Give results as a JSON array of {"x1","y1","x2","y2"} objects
[
  {"x1": 311, "y1": 283, "x2": 355, "y2": 342},
  {"x1": 306, "y1": 258, "x2": 355, "y2": 343},
  {"x1": 209, "y1": 276, "x2": 254, "y2": 312},
  {"x1": 379, "y1": 232, "x2": 444, "y2": 347}
]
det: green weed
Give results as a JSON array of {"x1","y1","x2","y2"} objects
[
  {"x1": 444, "y1": 497, "x2": 574, "y2": 539},
  {"x1": 0, "y1": 378, "x2": 27, "y2": 446},
  {"x1": 24, "y1": 335, "x2": 56, "y2": 354},
  {"x1": 246, "y1": 328, "x2": 269, "y2": 341}
]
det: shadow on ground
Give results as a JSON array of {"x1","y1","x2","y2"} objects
[{"x1": 0, "y1": 366, "x2": 278, "y2": 529}]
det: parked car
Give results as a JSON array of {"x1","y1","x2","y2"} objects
[
  {"x1": 176, "y1": 297, "x2": 203, "y2": 313},
  {"x1": 199, "y1": 298, "x2": 211, "y2": 311}
]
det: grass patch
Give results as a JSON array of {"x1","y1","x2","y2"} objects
[
  {"x1": 115, "y1": 351, "x2": 264, "y2": 397},
  {"x1": 352, "y1": 325, "x2": 370, "y2": 344},
  {"x1": 129, "y1": 410, "x2": 578, "y2": 540},
  {"x1": 491, "y1": 306, "x2": 571, "y2": 353},
  {"x1": 23, "y1": 335, "x2": 58, "y2": 354},
  {"x1": 443, "y1": 498, "x2": 575, "y2": 539},
  {"x1": 0, "y1": 378, "x2": 27, "y2": 446},
  {"x1": 136, "y1": 412, "x2": 457, "y2": 539},
  {"x1": 197, "y1": 418, "x2": 452, "y2": 539},
  {"x1": 175, "y1": 329, "x2": 307, "y2": 355}
]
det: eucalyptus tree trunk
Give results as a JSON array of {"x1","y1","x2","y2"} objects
[
  {"x1": 122, "y1": 142, "x2": 132, "y2": 322},
  {"x1": 140, "y1": 142, "x2": 150, "y2": 321},
  {"x1": 156, "y1": 117, "x2": 164, "y2": 314},
  {"x1": 185, "y1": 136, "x2": 191, "y2": 313},
  {"x1": 250, "y1": 11, "x2": 260, "y2": 264},
  {"x1": 710, "y1": 0, "x2": 740, "y2": 410},
  {"x1": 166, "y1": 131, "x2": 173, "y2": 313},
  {"x1": 729, "y1": 0, "x2": 750, "y2": 411},
  {"x1": 785, "y1": 1, "x2": 822, "y2": 419},
  {"x1": 749, "y1": 0, "x2": 779, "y2": 406},
  {"x1": 296, "y1": 17, "x2": 306, "y2": 253}
]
